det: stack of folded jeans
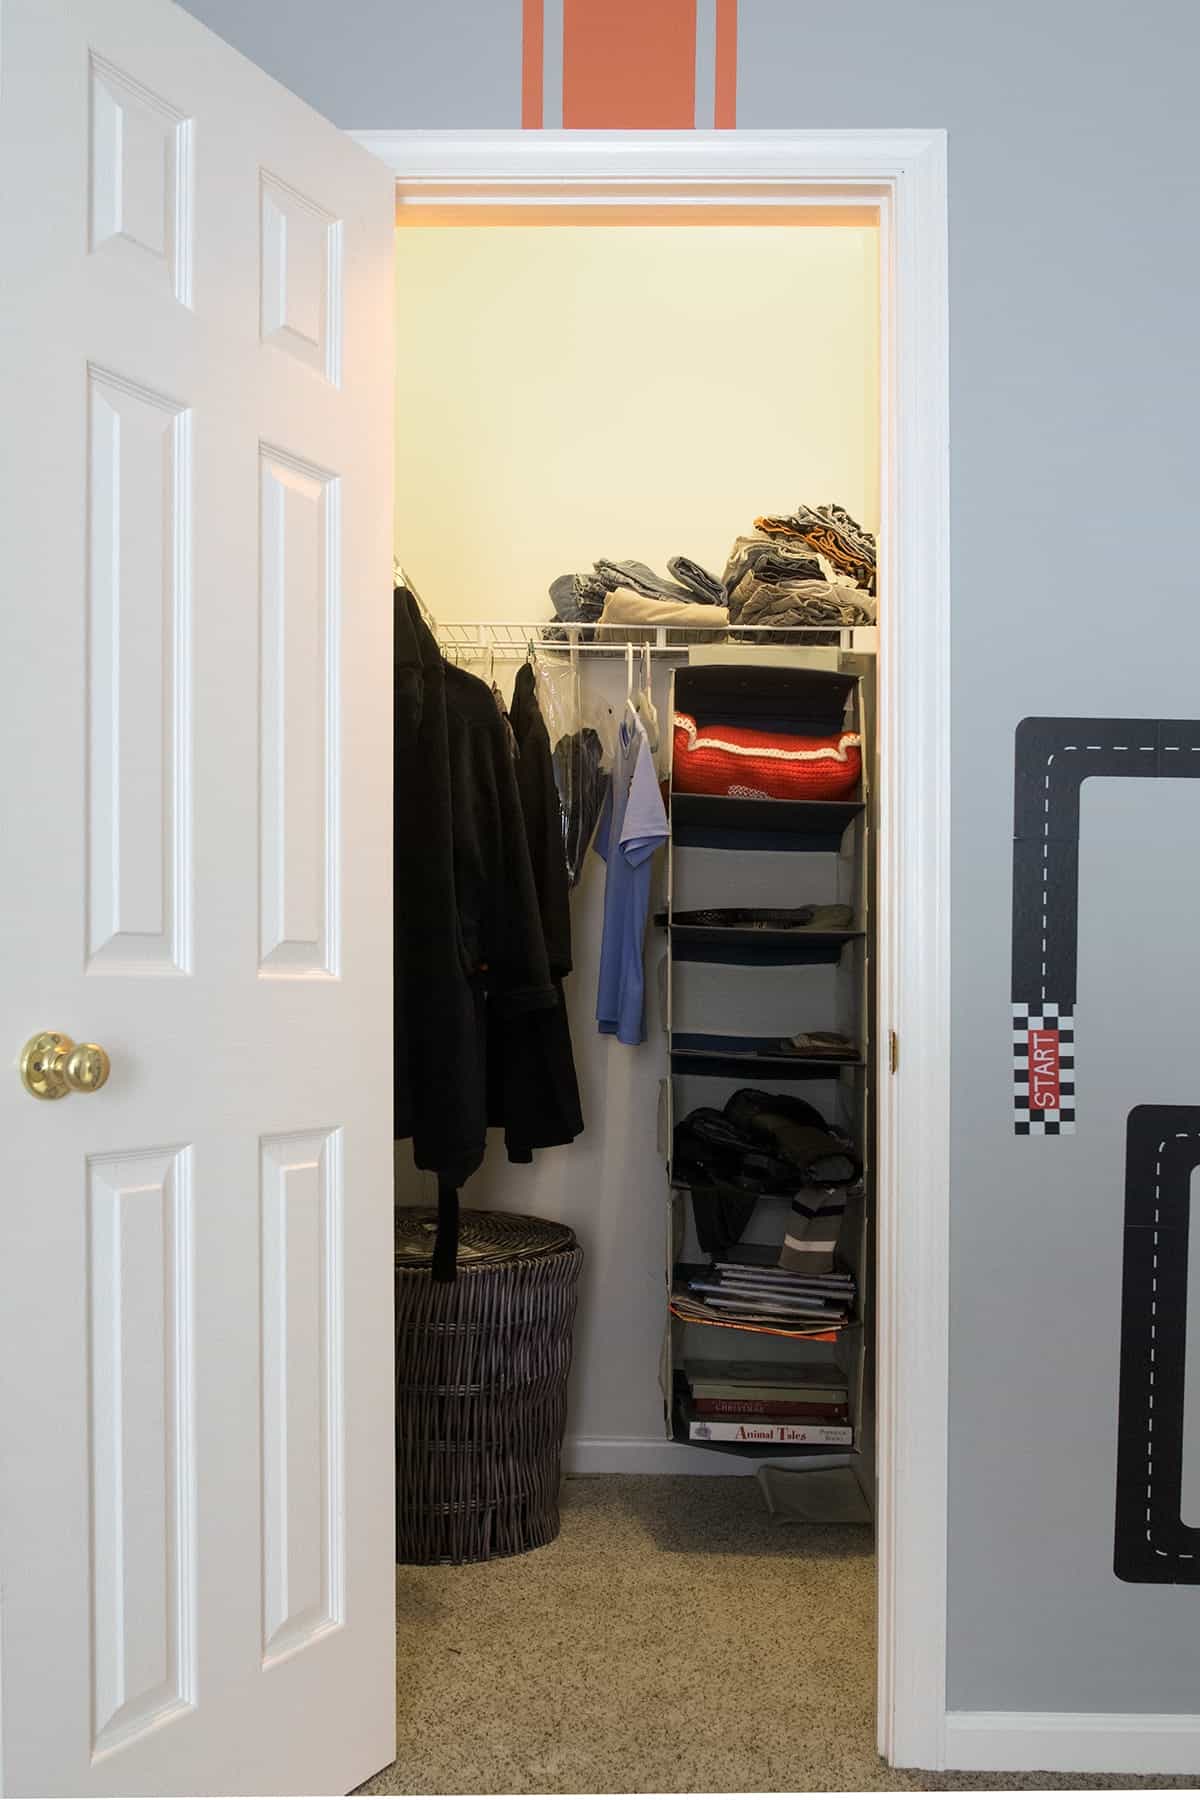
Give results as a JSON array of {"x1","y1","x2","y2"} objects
[
  {"x1": 673, "y1": 1087, "x2": 862, "y2": 1266},
  {"x1": 753, "y1": 502, "x2": 877, "y2": 596},
  {"x1": 721, "y1": 509, "x2": 877, "y2": 639},
  {"x1": 549, "y1": 555, "x2": 727, "y2": 627}
]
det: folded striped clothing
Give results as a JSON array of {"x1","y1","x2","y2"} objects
[{"x1": 779, "y1": 1189, "x2": 853, "y2": 1276}]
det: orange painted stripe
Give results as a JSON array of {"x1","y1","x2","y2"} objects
[
  {"x1": 714, "y1": 0, "x2": 737, "y2": 128},
  {"x1": 562, "y1": 0, "x2": 697, "y2": 130},
  {"x1": 522, "y1": 0, "x2": 544, "y2": 128}
]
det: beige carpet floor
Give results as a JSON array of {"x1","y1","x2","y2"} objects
[{"x1": 357, "y1": 1475, "x2": 1199, "y2": 1796}]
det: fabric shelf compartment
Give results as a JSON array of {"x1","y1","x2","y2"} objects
[
  {"x1": 670, "y1": 1373, "x2": 859, "y2": 1460},
  {"x1": 673, "y1": 662, "x2": 859, "y2": 734},
  {"x1": 670, "y1": 1036, "x2": 865, "y2": 1080},
  {"x1": 671, "y1": 792, "x2": 863, "y2": 852},
  {"x1": 661, "y1": 918, "x2": 865, "y2": 966}
]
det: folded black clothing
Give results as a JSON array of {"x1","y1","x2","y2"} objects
[
  {"x1": 723, "y1": 1088, "x2": 862, "y2": 1188},
  {"x1": 672, "y1": 904, "x2": 853, "y2": 932},
  {"x1": 674, "y1": 1108, "x2": 792, "y2": 1195},
  {"x1": 689, "y1": 1180, "x2": 758, "y2": 1260}
]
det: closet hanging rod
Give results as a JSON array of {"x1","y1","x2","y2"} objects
[{"x1": 435, "y1": 621, "x2": 879, "y2": 660}]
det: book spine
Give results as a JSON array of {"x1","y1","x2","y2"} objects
[
  {"x1": 689, "y1": 1420, "x2": 854, "y2": 1445},
  {"x1": 692, "y1": 1399, "x2": 849, "y2": 1420}
]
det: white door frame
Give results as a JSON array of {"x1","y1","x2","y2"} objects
[{"x1": 353, "y1": 127, "x2": 951, "y2": 1773}]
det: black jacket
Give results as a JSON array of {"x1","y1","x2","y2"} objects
[
  {"x1": 487, "y1": 664, "x2": 584, "y2": 1161},
  {"x1": 394, "y1": 592, "x2": 556, "y2": 1197}
]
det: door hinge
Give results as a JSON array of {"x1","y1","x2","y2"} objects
[{"x1": 888, "y1": 1030, "x2": 899, "y2": 1074}]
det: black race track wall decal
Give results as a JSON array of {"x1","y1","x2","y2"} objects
[
  {"x1": 1011, "y1": 717, "x2": 1200, "y2": 1135},
  {"x1": 1115, "y1": 1107, "x2": 1200, "y2": 1583},
  {"x1": 1011, "y1": 718, "x2": 1200, "y2": 1584}
]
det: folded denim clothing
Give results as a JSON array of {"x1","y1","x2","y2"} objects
[
  {"x1": 593, "y1": 557, "x2": 696, "y2": 604},
  {"x1": 550, "y1": 571, "x2": 607, "y2": 622},
  {"x1": 600, "y1": 587, "x2": 730, "y2": 634},
  {"x1": 667, "y1": 555, "x2": 726, "y2": 607},
  {"x1": 773, "y1": 1031, "x2": 859, "y2": 1060},
  {"x1": 553, "y1": 554, "x2": 727, "y2": 624},
  {"x1": 729, "y1": 575, "x2": 876, "y2": 629},
  {"x1": 754, "y1": 503, "x2": 877, "y2": 594},
  {"x1": 722, "y1": 534, "x2": 829, "y2": 591},
  {"x1": 672, "y1": 904, "x2": 854, "y2": 931}
]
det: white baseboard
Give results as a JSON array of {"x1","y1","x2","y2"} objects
[
  {"x1": 564, "y1": 1434, "x2": 772, "y2": 1475},
  {"x1": 943, "y1": 1710, "x2": 1200, "y2": 1777}
]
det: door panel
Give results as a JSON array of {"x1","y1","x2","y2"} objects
[
  {"x1": 0, "y1": 1, "x2": 395, "y2": 1792},
  {"x1": 259, "y1": 1127, "x2": 342, "y2": 1664},
  {"x1": 258, "y1": 447, "x2": 339, "y2": 977},
  {"x1": 86, "y1": 366, "x2": 192, "y2": 975},
  {"x1": 88, "y1": 52, "x2": 193, "y2": 304},
  {"x1": 87, "y1": 1145, "x2": 195, "y2": 1757},
  {"x1": 259, "y1": 173, "x2": 341, "y2": 383}
]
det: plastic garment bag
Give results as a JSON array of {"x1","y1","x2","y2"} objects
[{"x1": 532, "y1": 644, "x2": 614, "y2": 888}]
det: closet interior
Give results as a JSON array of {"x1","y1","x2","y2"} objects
[{"x1": 393, "y1": 212, "x2": 882, "y2": 1524}]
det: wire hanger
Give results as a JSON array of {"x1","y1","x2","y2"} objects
[
  {"x1": 394, "y1": 558, "x2": 436, "y2": 634},
  {"x1": 624, "y1": 641, "x2": 641, "y2": 734}
]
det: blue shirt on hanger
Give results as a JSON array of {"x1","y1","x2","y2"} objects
[{"x1": 595, "y1": 712, "x2": 669, "y2": 1046}]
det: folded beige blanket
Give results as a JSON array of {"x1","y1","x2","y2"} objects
[{"x1": 600, "y1": 587, "x2": 730, "y2": 629}]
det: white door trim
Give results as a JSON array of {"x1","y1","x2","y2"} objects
[{"x1": 353, "y1": 127, "x2": 951, "y2": 1773}]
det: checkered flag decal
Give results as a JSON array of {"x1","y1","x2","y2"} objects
[{"x1": 1013, "y1": 1004, "x2": 1075, "y2": 1135}]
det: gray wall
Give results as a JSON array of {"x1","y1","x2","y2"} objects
[
  {"x1": 180, "y1": 0, "x2": 1200, "y2": 1718},
  {"x1": 176, "y1": 0, "x2": 522, "y2": 127}
]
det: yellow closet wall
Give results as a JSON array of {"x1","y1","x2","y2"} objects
[{"x1": 394, "y1": 223, "x2": 879, "y2": 621}]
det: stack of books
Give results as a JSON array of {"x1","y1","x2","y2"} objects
[
  {"x1": 683, "y1": 1357, "x2": 852, "y2": 1445},
  {"x1": 682, "y1": 1261, "x2": 855, "y2": 1326}
]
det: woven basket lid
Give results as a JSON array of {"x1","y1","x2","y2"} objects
[{"x1": 394, "y1": 1207, "x2": 575, "y2": 1268}]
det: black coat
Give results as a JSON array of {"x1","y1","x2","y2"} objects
[
  {"x1": 487, "y1": 664, "x2": 584, "y2": 1161},
  {"x1": 394, "y1": 591, "x2": 556, "y2": 1197}
]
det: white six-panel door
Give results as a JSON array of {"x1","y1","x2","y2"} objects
[{"x1": 0, "y1": 1, "x2": 396, "y2": 1791}]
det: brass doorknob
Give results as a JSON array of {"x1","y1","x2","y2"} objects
[{"x1": 19, "y1": 1032, "x2": 111, "y2": 1100}]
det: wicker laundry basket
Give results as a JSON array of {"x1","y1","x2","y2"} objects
[{"x1": 394, "y1": 1207, "x2": 583, "y2": 1565}]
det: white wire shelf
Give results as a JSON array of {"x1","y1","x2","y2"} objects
[{"x1": 435, "y1": 619, "x2": 878, "y2": 660}]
